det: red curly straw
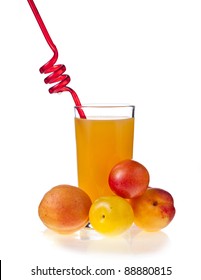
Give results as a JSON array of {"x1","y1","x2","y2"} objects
[{"x1": 27, "y1": 0, "x2": 86, "y2": 118}]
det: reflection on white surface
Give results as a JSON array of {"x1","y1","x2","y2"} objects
[{"x1": 43, "y1": 225, "x2": 169, "y2": 255}]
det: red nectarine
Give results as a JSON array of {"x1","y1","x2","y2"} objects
[{"x1": 108, "y1": 159, "x2": 150, "y2": 199}]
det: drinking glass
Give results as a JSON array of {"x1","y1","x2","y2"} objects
[{"x1": 74, "y1": 104, "x2": 135, "y2": 202}]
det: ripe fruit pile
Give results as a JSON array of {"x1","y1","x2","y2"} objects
[{"x1": 38, "y1": 160, "x2": 176, "y2": 236}]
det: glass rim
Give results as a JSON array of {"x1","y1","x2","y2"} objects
[{"x1": 74, "y1": 103, "x2": 135, "y2": 109}]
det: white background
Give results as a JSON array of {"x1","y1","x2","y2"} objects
[{"x1": 0, "y1": 0, "x2": 201, "y2": 279}]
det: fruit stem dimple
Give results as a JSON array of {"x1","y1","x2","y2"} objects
[{"x1": 153, "y1": 201, "x2": 158, "y2": 206}]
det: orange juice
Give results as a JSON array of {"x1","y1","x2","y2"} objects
[{"x1": 75, "y1": 117, "x2": 134, "y2": 202}]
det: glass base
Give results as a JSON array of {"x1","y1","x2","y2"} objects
[{"x1": 79, "y1": 224, "x2": 103, "y2": 241}]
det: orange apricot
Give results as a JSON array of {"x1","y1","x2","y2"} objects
[
  {"x1": 38, "y1": 184, "x2": 92, "y2": 234},
  {"x1": 130, "y1": 187, "x2": 175, "y2": 231}
]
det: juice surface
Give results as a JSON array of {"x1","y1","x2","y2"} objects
[{"x1": 75, "y1": 117, "x2": 134, "y2": 202}]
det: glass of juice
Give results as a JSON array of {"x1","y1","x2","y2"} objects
[{"x1": 74, "y1": 104, "x2": 135, "y2": 202}]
